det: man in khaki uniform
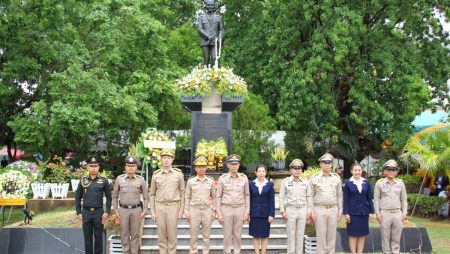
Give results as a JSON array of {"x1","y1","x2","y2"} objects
[
  {"x1": 280, "y1": 159, "x2": 311, "y2": 254},
  {"x1": 309, "y1": 153, "x2": 343, "y2": 254},
  {"x1": 112, "y1": 156, "x2": 149, "y2": 254},
  {"x1": 216, "y1": 154, "x2": 250, "y2": 254},
  {"x1": 185, "y1": 156, "x2": 216, "y2": 254},
  {"x1": 374, "y1": 159, "x2": 408, "y2": 254},
  {"x1": 149, "y1": 149, "x2": 185, "y2": 254}
]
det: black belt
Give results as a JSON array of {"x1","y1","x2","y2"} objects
[
  {"x1": 119, "y1": 202, "x2": 142, "y2": 209},
  {"x1": 83, "y1": 206, "x2": 102, "y2": 211}
]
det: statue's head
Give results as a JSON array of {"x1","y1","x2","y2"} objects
[{"x1": 204, "y1": 0, "x2": 216, "y2": 13}]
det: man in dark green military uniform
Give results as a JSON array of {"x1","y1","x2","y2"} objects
[{"x1": 75, "y1": 156, "x2": 112, "y2": 254}]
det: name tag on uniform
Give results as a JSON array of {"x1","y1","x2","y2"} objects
[{"x1": 97, "y1": 179, "x2": 104, "y2": 184}]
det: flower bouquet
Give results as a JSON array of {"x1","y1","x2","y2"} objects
[
  {"x1": 0, "y1": 170, "x2": 30, "y2": 199},
  {"x1": 177, "y1": 66, "x2": 248, "y2": 98},
  {"x1": 195, "y1": 138, "x2": 228, "y2": 170}
]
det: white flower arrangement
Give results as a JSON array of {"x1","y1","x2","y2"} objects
[
  {"x1": 5, "y1": 160, "x2": 39, "y2": 182},
  {"x1": 177, "y1": 66, "x2": 248, "y2": 98},
  {"x1": 0, "y1": 170, "x2": 30, "y2": 199}
]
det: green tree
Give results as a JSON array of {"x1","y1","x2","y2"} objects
[
  {"x1": 401, "y1": 127, "x2": 450, "y2": 177},
  {"x1": 232, "y1": 93, "x2": 276, "y2": 165},
  {"x1": 223, "y1": 0, "x2": 449, "y2": 163},
  {"x1": 0, "y1": 0, "x2": 199, "y2": 158}
]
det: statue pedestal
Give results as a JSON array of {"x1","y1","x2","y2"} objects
[{"x1": 181, "y1": 90, "x2": 243, "y2": 174}]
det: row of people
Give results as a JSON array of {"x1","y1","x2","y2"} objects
[{"x1": 75, "y1": 151, "x2": 408, "y2": 254}]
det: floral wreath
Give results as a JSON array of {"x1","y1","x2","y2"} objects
[
  {"x1": 0, "y1": 170, "x2": 30, "y2": 199},
  {"x1": 129, "y1": 129, "x2": 176, "y2": 169},
  {"x1": 176, "y1": 66, "x2": 248, "y2": 98}
]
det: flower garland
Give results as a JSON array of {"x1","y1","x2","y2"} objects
[
  {"x1": 177, "y1": 66, "x2": 248, "y2": 98},
  {"x1": 0, "y1": 170, "x2": 30, "y2": 199}
]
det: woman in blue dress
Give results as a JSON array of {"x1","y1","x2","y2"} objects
[
  {"x1": 343, "y1": 162, "x2": 374, "y2": 254},
  {"x1": 249, "y1": 164, "x2": 275, "y2": 254}
]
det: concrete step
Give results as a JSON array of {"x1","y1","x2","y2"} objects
[
  {"x1": 140, "y1": 244, "x2": 287, "y2": 254},
  {"x1": 143, "y1": 223, "x2": 287, "y2": 235},
  {"x1": 141, "y1": 234, "x2": 288, "y2": 246},
  {"x1": 143, "y1": 214, "x2": 286, "y2": 224}
]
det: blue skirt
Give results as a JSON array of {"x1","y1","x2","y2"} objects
[
  {"x1": 346, "y1": 215, "x2": 369, "y2": 236},
  {"x1": 249, "y1": 216, "x2": 270, "y2": 238}
]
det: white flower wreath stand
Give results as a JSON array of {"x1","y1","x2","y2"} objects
[
  {"x1": 50, "y1": 183, "x2": 70, "y2": 199},
  {"x1": 71, "y1": 179, "x2": 80, "y2": 192},
  {"x1": 31, "y1": 183, "x2": 51, "y2": 199}
]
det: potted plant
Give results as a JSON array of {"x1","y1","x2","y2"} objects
[
  {"x1": 271, "y1": 147, "x2": 289, "y2": 170},
  {"x1": 105, "y1": 213, "x2": 122, "y2": 253}
]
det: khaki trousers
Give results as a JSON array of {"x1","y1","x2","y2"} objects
[
  {"x1": 286, "y1": 206, "x2": 308, "y2": 254},
  {"x1": 314, "y1": 206, "x2": 338, "y2": 254},
  {"x1": 155, "y1": 203, "x2": 180, "y2": 254},
  {"x1": 221, "y1": 205, "x2": 246, "y2": 254},
  {"x1": 380, "y1": 210, "x2": 403, "y2": 254},
  {"x1": 189, "y1": 207, "x2": 213, "y2": 254},
  {"x1": 118, "y1": 207, "x2": 143, "y2": 254}
]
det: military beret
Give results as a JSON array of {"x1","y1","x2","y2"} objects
[
  {"x1": 161, "y1": 149, "x2": 175, "y2": 158},
  {"x1": 125, "y1": 155, "x2": 139, "y2": 165},
  {"x1": 86, "y1": 156, "x2": 100, "y2": 165},
  {"x1": 383, "y1": 159, "x2": 399, "y2": 170},
  {"x1": 194, "y1": 156, "x2": 208, "y2": 166},
  {"x1": 289, "y1": 159, "x2": 304, "y2": 168},
  {"x1": 226, "y1": 154, "x2": 241, "y2": 164},
  {"x1": 318, "y1": 153, "x2": 334, "y2": 162}
]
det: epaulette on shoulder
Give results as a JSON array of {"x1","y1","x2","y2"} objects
[
  {"x1": 188, "y1": 175, "x2": 196, "y2": 180},
  {"x1": 219, "y1": 173, "x2": 229, "y2": 179},
  {"x1": 206, "y1": 175, "x2": 215, "y2": 181},
  {"x1": 331, "y1": 173, "x2": 339, "y2": 177},
  {"x1": 311, "y1": 172, "x2": 321, "y2": 178},
  {"x1": 153, "y1": 169, "x2": 161, "y2": 175},
  {"x1": 397, "y1": 178, "x2": 403, "y2": 182},
  {"x1": 172, "y1": 167, "x2": 182, "y2": 172},
  {"x1": 135, "y1": 174, "x2": 144, "y2": 179},
  {"x1": 238, "y1": 173, "x2": 247, "y2": 177},
  {"x1": 377, "y1": 178, "x2": 384, "y2": 182}
]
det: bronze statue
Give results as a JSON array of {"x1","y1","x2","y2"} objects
[{"x1": 197, "y1": 0, "x2": 224, "y2": 68}]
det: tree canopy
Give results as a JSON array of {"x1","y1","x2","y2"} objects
[
  {"x1": 0, "y1": 0, "x2": 198, "y2": 157},
  {"x1": 223, "y1": 0, "x2": 449, "y2": 161}
]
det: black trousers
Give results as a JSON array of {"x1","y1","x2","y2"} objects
[{"x1": 82, "y1": 208, "x2": 104, "y2": 254}]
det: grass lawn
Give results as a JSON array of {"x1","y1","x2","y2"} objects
[
  {"x1": 408, "y1": 216, "x2": 450, "y2": 254},
  {"x1": 4, "y1": 207, "x2": 80, "y2": 228}
]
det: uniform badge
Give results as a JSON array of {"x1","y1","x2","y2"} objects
[{"x1": 81, "y1": 177, "x2": 91, "y2": 188}]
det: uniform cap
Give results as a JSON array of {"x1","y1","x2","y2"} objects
[
  {"x1": 289, "y1": 159, "x2": 304, "y2": 168},
  {"x1": 383, "y1": 159, "x2": 398, "y2": 170},
  {"x1": 86, "y1": 156, "x2": 100, "y2": 165},
  {"x1": 125, "y1": 156, "x2": 138, "y2": 165},
  {"x1": 194, "y1": 156, "x2": 208, "y2": 166},
  {"x1": 161, "y1": 149, "x2": 175, "y2": 158},
  {"x1": 318, "y1": 153, "x2": 334, "y2": 162},
  {"x1": 226, "y1": 154, "x2": 241, "y2": 164}
]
